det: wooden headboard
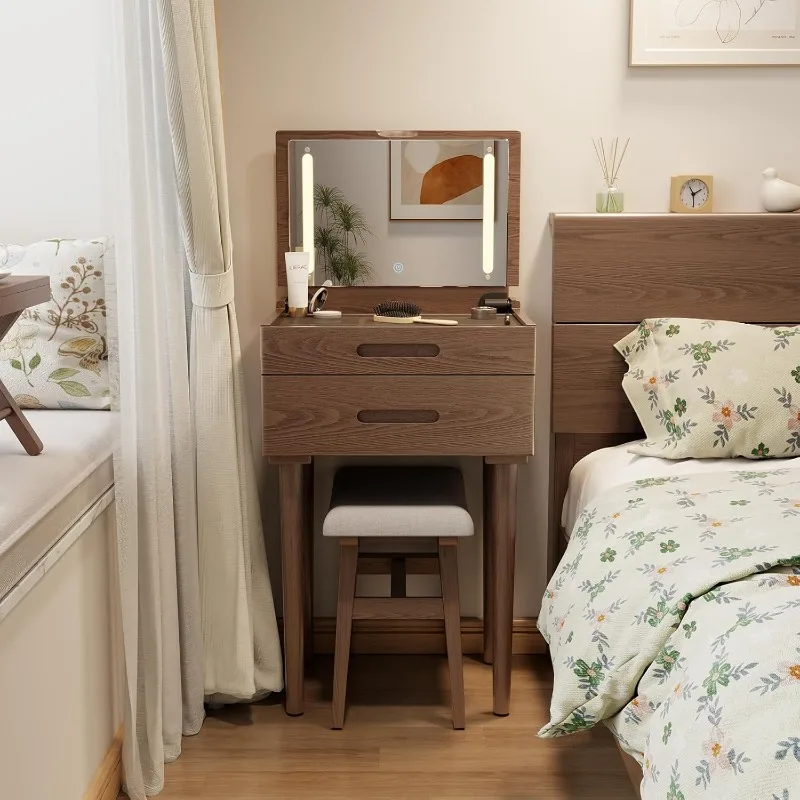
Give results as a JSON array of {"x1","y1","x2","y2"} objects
[{"x1": 548, "y1": 212, "x2": 800, "y2": 576}]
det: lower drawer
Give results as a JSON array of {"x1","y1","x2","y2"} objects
[{"x1": 262, "y1": 375, "x2": 533, "y2": 457}]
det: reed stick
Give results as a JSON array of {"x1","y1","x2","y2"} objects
[{"x1": 592, "y1": 136, "x2": 631, "y2": 189}]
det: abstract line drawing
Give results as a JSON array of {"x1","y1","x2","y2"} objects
[{"x1": 676, "y1": 0, "x2": 778, "y2": 43}]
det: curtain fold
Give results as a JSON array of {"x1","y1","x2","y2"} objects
[
  {"x1": 158, "y1": 0, "x2": 282, "y2": 703},
  {"x1": 102, "y1": 2, "x2": 204, "y2": 796},
  {"x1": 101, "y1": 1, "x2": 282, "y2": 796}
]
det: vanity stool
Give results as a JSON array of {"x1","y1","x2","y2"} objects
[{"x1": 324, "y1": 465, "x2": 473, "y2": 730}]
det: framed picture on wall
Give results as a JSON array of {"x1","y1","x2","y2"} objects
[
  {"x1": 630, "y1": 0, "x2": 800, "y2": 65},
  {"x1": 389, "y1": 139, "x2": 492, "y2": 220}
]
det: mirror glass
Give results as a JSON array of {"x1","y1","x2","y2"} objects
[{"x1": 288, "y1": 138, "x2": 509, "y2": 287}]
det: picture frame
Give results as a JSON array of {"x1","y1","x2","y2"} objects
[
  {"x1": 630, "y1": 0, "x2": 800, "y2": 66},
  {"x1": 389, "y1": 139, "x2": 493, "y2": 220}
]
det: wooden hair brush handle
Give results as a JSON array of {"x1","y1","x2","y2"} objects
[{"x1": 411, "y1": 318, "x2": 458, "y2": 326}]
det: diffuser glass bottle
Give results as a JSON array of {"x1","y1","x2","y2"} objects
[{"x1": 593, "y1": 137, "x2": 629, "y2": 214}]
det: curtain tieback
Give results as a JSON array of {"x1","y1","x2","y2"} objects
[{"x1": 190, "y1": 270, "x2": 235, "y2": 309}]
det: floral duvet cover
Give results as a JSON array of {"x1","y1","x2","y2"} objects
[{"x1": 538, "y1": 468, "x2": 800, "y2": 799}]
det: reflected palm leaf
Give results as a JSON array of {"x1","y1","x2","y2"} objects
[
  {"x1": 314, "y1": 224, "x2": 343, "y2": 258},
  {"x1": 331, "y1": 201, "x2": 373, "y2": 246},
  {"x1": 314, "y1": 184, "x2": 345, "y2": 213},
  {"x1": 330, "y1": 251, "x2": 374, "y2": 287}
]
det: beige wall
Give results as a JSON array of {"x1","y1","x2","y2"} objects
[{"x1": 217, "y1": 0, "x2": 800, "y2": 617}]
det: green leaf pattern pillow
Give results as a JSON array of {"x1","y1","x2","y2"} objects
[
  {"x1": 615, "y1": 318, "x2": 800, "y2": 459},
  {"x1": 0, "y1": 238, "x2": 109, "y2": 410}
]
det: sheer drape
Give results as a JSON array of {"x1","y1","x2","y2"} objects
[
  {"x1": 101, "y1": 1, "x2": 282, "y2": 796},
  {"x1": 159, "y1": 0, "x2": 282, "y2": 703}
]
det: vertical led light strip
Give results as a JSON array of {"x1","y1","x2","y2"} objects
[
  {"x1": 482, "y1": 146, "x2": 495, "y2": 279},
  {"x1": 301, "y1": 149, "x2": 315, "y2": 281}
]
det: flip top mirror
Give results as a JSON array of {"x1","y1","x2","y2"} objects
[{"x1": 276, "y1": 131, "x2": 520, "y2": 291}]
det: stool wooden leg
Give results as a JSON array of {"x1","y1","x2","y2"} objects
[
  {"x1": 438, "y1": 537, "x2": 465, "y2": 730},
  {"x1": 332, "y1": 538, "x2": 358, "y2": 730}
]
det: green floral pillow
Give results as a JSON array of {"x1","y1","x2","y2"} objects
[
  {"x1": 615, "y1": 318, "x2": 800, "y2": 459},
  {"x1": 0, "y1": 238, "x2": 109, "y2": 410}
]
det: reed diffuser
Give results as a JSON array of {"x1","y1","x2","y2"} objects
[{"x1": 593, "y1": 137, "x2": 630, "y2": 213}]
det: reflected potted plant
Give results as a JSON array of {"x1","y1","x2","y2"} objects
[{"x1": 314, "y1": 185, "x2": 375, "y2": 286}]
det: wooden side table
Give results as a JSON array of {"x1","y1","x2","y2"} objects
[{"x1": 0, "y1": 276, "x2": 50, "y2": 455}]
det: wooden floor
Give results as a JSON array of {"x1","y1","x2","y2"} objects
[{"x1": 155, "y1": 655, "x2": 637, "y2": 799}]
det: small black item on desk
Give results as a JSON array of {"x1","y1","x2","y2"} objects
[
  {"x1": 504, "y1": 314, "x2": 511, "y2": 325},
  {"x1": 478, "y1": 292, "x2": 513, "y2": 314}
]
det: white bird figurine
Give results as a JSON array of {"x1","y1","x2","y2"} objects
[{"x1": 761, "y1": 168, "x2": 800, "y2": 213}]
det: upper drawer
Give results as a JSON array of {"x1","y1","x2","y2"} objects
[{"x1": 261, "y1": 324, "x2": 535, "y2": 376}]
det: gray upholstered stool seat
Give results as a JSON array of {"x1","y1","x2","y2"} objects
[
  {"x1": 325, "y1": 465, "x2": 471, "y2": 731},
  {"x1": 323, "y1": 466, "x2": 474, "y2": 539}
]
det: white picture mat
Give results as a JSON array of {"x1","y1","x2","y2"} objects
[{"x1": 630, "y1": 0, "x2": 800, "y2": 65}]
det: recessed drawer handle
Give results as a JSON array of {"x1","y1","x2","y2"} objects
[
  {"x1": 357, "y1": 410, "x2": 440, "y2": 424},
  {"x1": 357, "y1": 343, "x2": 440, "y2": 358}
]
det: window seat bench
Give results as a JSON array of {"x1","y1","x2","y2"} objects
[
  {"x1": 0, "y1": 410, "x2": 114, "y2": 609},
  {"x1": 0, "y1": 409, "x2": 121, "y2": 800}
]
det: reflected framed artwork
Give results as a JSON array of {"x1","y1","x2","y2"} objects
[
  {"x1": 390, "y1": 139, "x2": 493, "y2": 220},
  {"x1": 630, "y1": 0, "x2": 800, "y2": 65}
]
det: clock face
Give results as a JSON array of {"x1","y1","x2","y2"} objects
[{"x1": 680, "y1": 178, "x2": 710, "y2": 210}]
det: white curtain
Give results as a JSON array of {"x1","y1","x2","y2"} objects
[
  {"x1": 159, "y1": 0, "x2": 282, "y2": 704},
  {"x1": 102, "y1": 1, "x2": 283, "y2": 796}
]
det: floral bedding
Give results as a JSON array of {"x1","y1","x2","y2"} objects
[
  {"x1": 614, "y1": 317, "x2": 800, "y2": 461},
  {"x1": 539, "y1": 468, "x2": 800, "y2": 799}
]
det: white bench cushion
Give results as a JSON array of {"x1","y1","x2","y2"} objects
[
  {"x1": 0, "y1": 410, "x2": 113, "y2": 600},
  {"x1": 323, "y1": 466, "x2": 473, "y2": 538}
]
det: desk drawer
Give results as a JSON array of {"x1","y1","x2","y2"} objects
[
  {"x1": 263, "y1": 375, "x2": 533, "y2": 457},
  {"x1": 262, "y1": 325, "x2": 535, "y2": 376}
]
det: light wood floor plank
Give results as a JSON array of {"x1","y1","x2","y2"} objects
[{"x1": 154, "y1": 655, "x2": 637, "y2": 800}]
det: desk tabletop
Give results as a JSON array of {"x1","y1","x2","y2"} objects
[
  {"x1": 267, "y1": 312, "x2": 531, "y2": 328},
  {"x1": 0, "y1": 275, "x2": 50, "y2": 318}
]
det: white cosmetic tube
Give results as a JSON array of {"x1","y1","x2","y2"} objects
[{"x1": 285, "y1": 252, "x2": 310, "y2": 317}]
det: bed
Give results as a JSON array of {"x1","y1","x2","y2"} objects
[{"x1": 544, "y1": 213, "x2": 800, "y2": 799}]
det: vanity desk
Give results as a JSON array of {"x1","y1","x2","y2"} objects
[{"x1": 262, "y1": 129, "x2": 533, "y2": 718}]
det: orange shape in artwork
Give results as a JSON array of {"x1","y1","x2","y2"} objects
[{"x1": 419, "y1": 154, "x2": 482, "y2": 205}]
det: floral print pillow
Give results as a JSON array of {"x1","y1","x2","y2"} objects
[
  {"x1": 615, "y1": 318, "x2": 800, "y2": 459},
  {"x1": 0, "y1": 238, "x2": 109, "y2": 410}
]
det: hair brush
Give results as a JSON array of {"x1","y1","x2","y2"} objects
[{"x1": 373, "y1": 300, "x2": 458, "y2": 326}]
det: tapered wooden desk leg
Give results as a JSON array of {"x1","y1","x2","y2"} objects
[
  {"x1": 279, "y1": 463, "x2": 305, "y2": 715},
  {"x1": 490, "y1": 462, "x2": 518, "y2": 717},
  {"x1": 0, "y1": 381, "x2": 43, "y2": 456},
  {"x1": 0, "y1": 311, "x2": 44, "y2": 455},
  {"x1": 302, "y1": 462, "x2": 314, "y2": 665},
  {"x1": 482, "y1": 460, "x2": 495, "y2": 665}
]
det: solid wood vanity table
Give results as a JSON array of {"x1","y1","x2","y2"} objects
[
  {"x1": 263, "y1": 129, "x2": 533, "y2": 717},
  {"x1": 262, "y1": 311, "x2": 535, "y2": 716}
]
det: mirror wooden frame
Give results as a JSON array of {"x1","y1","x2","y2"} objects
[{"x1": 275, "y1": 130, "x2": 521, "y2": 313}]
